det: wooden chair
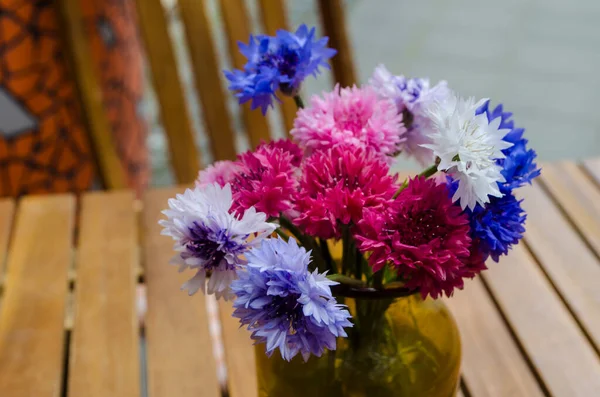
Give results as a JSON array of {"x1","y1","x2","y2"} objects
[{"x1": 57, "y1": 0, "x2": 357, "y2": 189}]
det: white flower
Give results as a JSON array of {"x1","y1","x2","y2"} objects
[
  {"x1": 422, "y1": 93, "x2": 513, "y2": 210},
  {"x1": 369, "y1": 64, "x2": 451, "y2": 165},
  {"x1": 159, "y1": 183, "x2": 276, "y2": 300}
]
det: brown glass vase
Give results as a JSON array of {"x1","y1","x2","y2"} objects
[{"x1": 255, "y1": 293, "x2": 461, "y2": 396}]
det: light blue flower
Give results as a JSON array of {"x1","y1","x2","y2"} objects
[{"x1": 231, "y1": 237, "x2": 352, "y2": 361}]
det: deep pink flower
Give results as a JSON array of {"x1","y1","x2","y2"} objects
[
  {"x1": 291, "y1": 85, "x2": 406, "y2": 159},
  {"x1": 294, "y1": 145, "x2": 398, "y2": 239},
  {"x1": 355, "y1": 177, "x2": 472, "y2": 299},
  {"x1": 231, "y1": 144, "x2": 298, "y2": 218},
  {"x1": 196, "y1": 160, "x2": 240, "y2": 187},
  {"x1": 258, "y1": 139, "x2": 303, "y2": 167}
]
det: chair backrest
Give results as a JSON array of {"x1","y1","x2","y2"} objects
[{"x1": 59, "y1": 0, "x2": 356, "y2": 187}]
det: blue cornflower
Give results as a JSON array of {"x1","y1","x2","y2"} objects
[
  {"x1": 231, "y1": 237, "x2": 352, "y2": 361},
  {"x1": 447, "y1": 178, "x2": 526, "y2": 262},
  {"x1": 476, "y1": 100, "x2": 541, "y2": 192},
  {"x1": 224, "y1": 25, "x2": 336, "y2": 114}
]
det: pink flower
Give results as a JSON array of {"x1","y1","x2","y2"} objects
[
  {"x1": 294, "y1": 145, "x2": 398, "y2": 239},
  {"x1": 196, "y1": 160, "x2": 240, "y2": 187},
  {"x1": 355, "y1": 177, "x2": 472, "y2": 299},
  {"x1": 291, "y1": 85, "x2": 406, "y2": 159},
  {"x1": 258, "y1": 139, "x2": 303, "y2": 167},
  {"x1": 231, "y1": 144, "x2": 298, "y2": 218}
]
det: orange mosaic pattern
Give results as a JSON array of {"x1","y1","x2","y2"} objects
[
  {"x1": 0, "y1": 0, "x2": 94, "y2": 196},
  {"x1": 0, "y1": 0, "x2": 148, "y2": 197}
]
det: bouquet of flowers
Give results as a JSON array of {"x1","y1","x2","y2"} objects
[{"x1": 160, "y1": 25, "x2": 540, "y2": 364}]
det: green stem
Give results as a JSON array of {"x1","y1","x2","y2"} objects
[
  {"x1": 354, "y1": 247, "x2": 363, "y2": 282},
  {"x1": 319, "y1": 238, "x2": 335, "y2": 274},
  {"x1": 327, "y1": 274, "x2": 366, "y2": 287},
  {"x1": 373, "y1": 270, "x2": 384, "y2": 289},
  {"x1": 393, "y1": 163, "x2": 439, "y2": 199},
  {"x1": 293, "y1": 95, "x2": 304, "y2": 109},
  {"x1": 274, "y1": 228, "x2": 289, "y2": 241}
]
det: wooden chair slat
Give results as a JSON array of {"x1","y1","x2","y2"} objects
[
  {"x1": 142, "y1": 188, "x2": 221, "y2": 397},
  {"x1": 219, "y1": 0, "x2": 272, "y2": 148},
  {"x1": 56, "y1": 0, "x2": 127, "y2": 190},
  {"x1": 518, "y1": 181, "x2": 600, "y2": 350},
  {"x1": 456, "y1": 390, "x2": 465, "y2": 397},
  {"x1": 582, "y1": 158, "x2": 600, "y2": 185},
  {"x1": 257, "y1": 0, "x2": 298, "y2": 134},
  {"x1": 483, "y1": 243, "x2": 600, "y2": 395},
  {"x1": 447, "y1": 279, "x2": 545, "y2": 397},
  {"x1": 0, "y1": 195, "x2": 75, "y2": 396},
  {"x1": 179, "y1": 0, "x2": 238, "y2": 161},
  {"x1": 317, "y1": 0, "x2": 356, "y2": 87},
  {"x1": 540, "y1": 161, "x2": 600, "y2": 255},
  {"x1": 0, "y1": 199, "x2": 15, "y2": 279},
  {"x1": 135, "y1": 0, "x2": 201, "y2": 183},
  {"x1": 67, "y1": 191, "x2": 140, "y2": 397},
  {"x1": 218, "y1": 300, "x2": 257, "y2": 397}
]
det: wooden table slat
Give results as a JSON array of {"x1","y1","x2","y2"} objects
[
  {"x1": 219, "y1": 300, "x2": 258, "y2": 397},
  {"x1": 447, "y1": 279, "x2": 545, "y2": 397},
  {"x1": 540, "y1": 161, "x2": 600, "y2": 255},
  {"x1": 142, "y1": 188, "x2": 221, "y2": 397},
  {"x1": 518, "y1": 180, "x2": 600, "y2": 351},
  {"x1": 0, "y1": 199, "x2": 15, "y2": 281},
  {"x1": 68, "y1": 191, "x2": 140, "y2": 397},
  {"x1": 483, "y1": 243, "x2": 600, "y2": 396},
  {"x1": 0, "y1": 194, "x2": 75, "y2": 396}
]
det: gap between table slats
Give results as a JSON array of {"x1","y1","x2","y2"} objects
[
  {"x1": 517, "y1": 178, "x2": 600, "y2": 353},
  {"x1": 0, "y1": 194, "x2": 75, "y2": 396},
  {"x1": 218, "y1": 300, "x2": 257, "y2": 397},
  {"x1": 0, "y1": 199, "x2": 16, "y2": 289},
  {"x1": 67, "y1": 191, "x2": 140, "y2": 397},
  {"x1": 446, "y1": 278, "x2": 546, "y2": 397},
  {"x1": 482, "y1": 239, "x2": 600, "y2": 395},
  {"x1": 142, "y1": 188, "x2": 221, "y2": 397}
]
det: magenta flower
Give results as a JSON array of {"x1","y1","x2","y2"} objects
[
  {"x1": 294, "y1": 145, "x2": 397, "y2": 239},
  {"x1": 355, "y1": 177, "x2": 473, "y2": 298},
  {"x1": 196, "y1": 160, "x2": 240, "y2": 187},
  {"x1": 291, "y1": 85, "x2": 406, "y2": 159},
  {"x1": 257, "y1": 138, "x2": 303, "y2": 167},
  {"x1": 231, "y1": 143, "x2": 298, "y2": 218}
]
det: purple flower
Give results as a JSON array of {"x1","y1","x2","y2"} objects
[
  {"x1": 225, "y1": 25, "x2": 336, "y2": 114},
  {"x1": 231, "y1": 237, "x2": 352, "y2": 361}
]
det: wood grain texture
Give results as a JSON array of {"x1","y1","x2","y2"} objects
[
  {"x1": 257, "y1": 0, "x2": 298, "y2": 134},
  {"x1": 0, "y1": 195, "x2": 75, "y2": 396},
  {"x1": 540, "y1": 161, "x2": 600, "y2": 255},
  {"x1": 219, "y1": 300, "x2": 257, "y2": 397},
  {"x1": 582, "y1": 158, "x2": 600, "y2": 185},
  {"x1": 0, "y1": 199, "x2": 15, "y2": 280},
  {"x1": 219, "y1": 0, "x2": 272, "y2": 148},
  {"x1": 179, "y1": 0, "x2": 238, "y2": 161},
  {"x1": 317, "y1": 0, "x2": 356, "y2": 87},
  {"x1": 135, "y1": 0, "x2": 201, "y2": 183},
  {"x1": 483, "y1": 242, "x2": 600, "y2": 396},
  {"x1": 143, "y1": 188, "x2": 221, "y2": 397},
  {"x1": 447, "y1": 279, "x2": 545, "y2": 397},
  {"x1": 68, "y1": 191, "x2": 140, "y2": 397},
  {"x1": 518, "y1": 181, "x2": 600, "y2": 350},
  {"x1": 56, "y1": 0, "x2": 126, "y2": 189}
]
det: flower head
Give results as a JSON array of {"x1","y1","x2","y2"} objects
[
  {"x1": 224, "y1": 25, "x2": 336, "y2": 114},
  {"x1": 355, "y1": 177, "x2": 472, "y2": 298},
  {"x1": 476, "y1": 101, "x2": 540, "y2": 193},
  {"x1": 159, "y1": 184, "x2": 276, "y2": 299},
  {"x1": 294, "y1": 145, "x2": 398, "y2": 239},
  {"x1": 231, "y1": 237, "x2": 352, "y2": 361},
  {"x1": 257, "y1": 138, "x2": 303, "y2": 167},
  {"x1": 231, "y1": 143, "x2": 299, "y2": 218},
  {"x1": 423, "y1": 93, "x2": 513, "y2": 210},
  {"x1": 369, "y1": 65, "x2": 450, "y2": 165},
  {"x1": 291, "y1": 85, "x2": 406, "y2": 159},
  {"x1": 196, "y1": 160, "x2": 240, "y2": 187}
]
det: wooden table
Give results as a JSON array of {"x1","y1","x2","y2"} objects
[{"x1": 1, "y1": 159, "x2": 600, "y2": 397}]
